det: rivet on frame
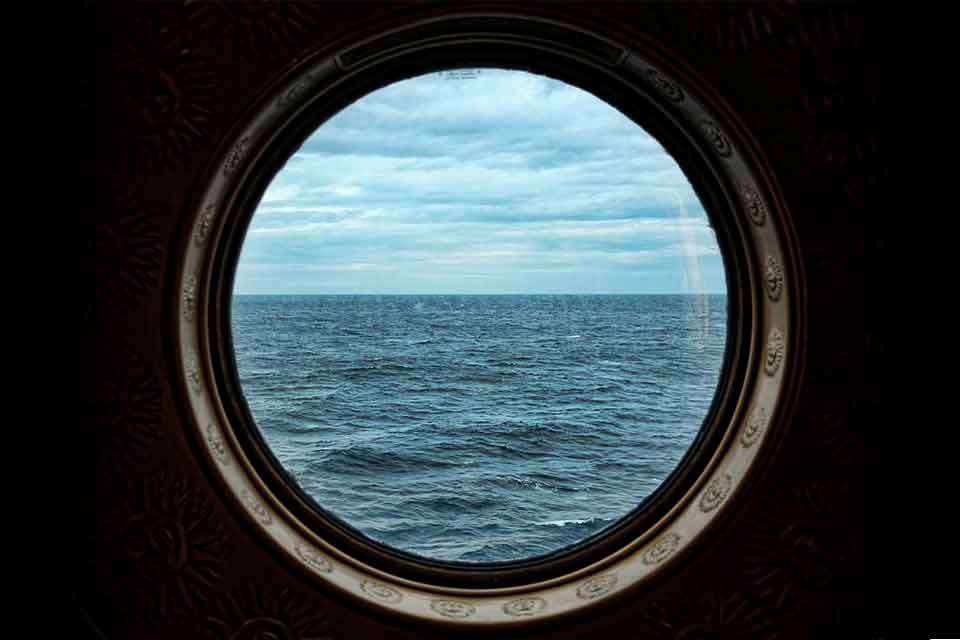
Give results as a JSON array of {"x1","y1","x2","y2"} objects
[
  {"x1": 700, "y1": 119, "x2": 733, "y2": 157},
  {"x1": 206, "y1": 423, "x2": 229, "y2": 465},
  {"x1": 764, "y1": 256, "x2": 784, "y2": 302},
  {"x1": 738, "y1": 183, "x2": 767, "y2": 226},
  {"x1": 576, "y1": 574, "x2": 618, "y2": 599},
  {"x1": 193, "y1": 204, "x2": 217, "y2": 245},
  {"x1": 503, "y1": 597, "x2": 546, "y2": 617},
  {"x1": 360, "y1": 580, "x2": 402, "y2": 603},
  {"x1": 294, "y1": 541, "x2": 333, "y2": 573},
  {"x1": 699, "y1": 473, "x2": 733, "y2": 513},
  {"x1": 764, "y1": 328, "x2": 785, "y2": 376},
  {"x1": 183, "y1": 273, "x2": 198, "y2": 320},
  {"x1": 642, "y1": 532, "x2": 682, "y2": 565},
  {"x1": 223, "y1": 136, "x2": 250, "y2": 177},
  {"x1": 430, "y1": 599, "x2": 476, "y2": 619},
  {"x1": 241, "y1": 488, "x2": 273, "y2": 525},
  {"x1": 742, "y1": 406, "x2": 768, "y2": 448}
]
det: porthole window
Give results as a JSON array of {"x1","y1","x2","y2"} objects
[
  {"x1": 176, "y1": 14, "x2": 794, "y2": 626},
  {"x1": 230, "y1": 68, "x2": 728, "y2": 564}
]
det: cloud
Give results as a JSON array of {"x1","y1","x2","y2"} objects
[{"x1": 235, "y1": 69, "x2": 726, "y2": 294}]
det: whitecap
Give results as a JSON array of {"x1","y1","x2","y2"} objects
[{"x1": 537, "y1": 517, "x2": 596, "y2": 527}]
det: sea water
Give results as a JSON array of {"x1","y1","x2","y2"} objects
[{"x1": 232, "y1": 294, "x2": 727, "y2": 563}]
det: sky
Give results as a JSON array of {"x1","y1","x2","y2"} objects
[{"x1": 234, "y1": 68, "x2": 726, "y2": 295}]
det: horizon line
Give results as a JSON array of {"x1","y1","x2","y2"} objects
[{"x1": 233, "y1": 292, "x2": 728, "y2": 296}]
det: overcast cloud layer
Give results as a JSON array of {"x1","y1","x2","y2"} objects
[{"x1": 235, "y1": 69, "x2": 726, "y2": 294}]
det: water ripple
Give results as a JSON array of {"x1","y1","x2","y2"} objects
[{"x1": 234, "y1": 294, "x2": 727, "y2": 562}]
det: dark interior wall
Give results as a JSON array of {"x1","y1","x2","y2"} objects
[{"x1": 69, "y1": 3, "x2": 897, "y2": 638}]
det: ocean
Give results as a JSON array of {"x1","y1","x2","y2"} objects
[{"x1": 232, "y1": 294, "x2": 727, "y2": 563}]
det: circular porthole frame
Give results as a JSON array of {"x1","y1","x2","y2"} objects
[{"x1": 173, "y1": 12, "x2": 800, "y2": 628}]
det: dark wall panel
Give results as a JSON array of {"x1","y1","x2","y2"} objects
[{"x1": 69, "y1": 3, "x2": 898, "y2": 638}]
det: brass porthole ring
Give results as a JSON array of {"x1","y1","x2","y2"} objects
[{"x1": 172, "y1": 12, "x2": 801, "y2": 627}]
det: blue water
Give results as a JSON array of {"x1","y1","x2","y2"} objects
[{"x1": 231, "y1": 294, "x2": 727, "y2": 563}]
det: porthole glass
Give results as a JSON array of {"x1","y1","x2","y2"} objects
[{"x1": 230, "y1": 69, "x2": 727, "y2": 563}]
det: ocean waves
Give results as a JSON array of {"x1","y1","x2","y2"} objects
[{"x1": 233, "y1": 294, "x2": 727, "y2": 562}]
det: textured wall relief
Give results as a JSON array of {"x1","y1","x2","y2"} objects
[
  {"x1": 692, "y1": 3, "x2": 805, "y2": 53},
  {"x1": 707, "y1": 6, "x2": 890, "y2": 219},
  {"x1": 72, "y1": 345, "x2": 161, "y2": 477},
  {"x1": 73, "y1": 185, "x2": 163, "y2": 321},
  {"x1": 638, "y1": 590, "x2": 781, "y2": 639},
  {"x1": 806, "y1": 236, "x2": 891, "y2": 382},
  {"x1": 803, "y1": 240, "x2": 867, "y2": 301},
  {"x1": 200, "y1": 583, "x2": 331, "y2": 640},
  {"x1": 799, "y1": 340, "x2": 885, "y2": 466},
  {"x1": 744, "y1": 482, "x2": 861, "y2": 624},
  {"x1": 185, "y1": 1, "x2": 322, "y2": 60},
  {"x1": 791, "y1": 12, "x2": 885, "y2": 175},
  {"x1": 107, "y1": 473, "x2": 225, "y2": 627},
  {"x1": 108, "y1": 17, "x2": 217, "y2": 173},
  {"x1": 802, "y1": 387, "x2": 871, "y2": 467},
  {"x1": 789, "y1": 11, "x2": 895, "y2": 294}
]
